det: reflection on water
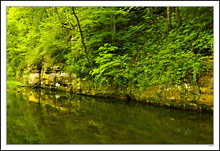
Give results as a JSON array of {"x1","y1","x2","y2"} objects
[{"x1": 7, "y1": 88, "x2": 213, "y2": 144}]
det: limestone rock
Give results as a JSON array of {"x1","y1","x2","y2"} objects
[{"x1": 29, "y1": 73, "x2": 39, "y2": 84}]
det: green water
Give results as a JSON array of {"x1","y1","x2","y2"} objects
[{"x1": 7, "y1": 87, "x2": 213, "y2": 144}]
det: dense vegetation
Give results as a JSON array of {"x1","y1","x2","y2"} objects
[{"x1": 7, "y1": 7, "x2": 213, "y2": 90}]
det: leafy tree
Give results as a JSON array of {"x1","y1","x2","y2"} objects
[{"x1": 7, "y1": 6, "x2": 213, "y2": 90}]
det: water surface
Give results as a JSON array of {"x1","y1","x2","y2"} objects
[{"x1": 7, "y1": 87, "x2": 213, "y2": 144}]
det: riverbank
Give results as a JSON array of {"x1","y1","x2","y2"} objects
[
  {"x1": 14, "y1": 63, "x2": 213, "y2": 112},
  {"x1": 70, "y1": 72, "x2": 213, "y2": 112},
  {"x1": 7, "y1": 80, "x2": 23, "y2": 90}
]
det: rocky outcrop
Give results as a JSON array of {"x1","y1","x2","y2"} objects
[
  {"x1": 21, "y1": 63, "x2": 213, "y2": 111},
  {"x1": 128, "y1": 80, "x2": 212, "y2": 111},
  {"x1": 197, "y1": 71, "x2": 213, "y2": 109},
  {"x1": 25, "y1": 63, "x2": 75, "y2": 86},
  {"x1": 29, "y1": 73, "x2": 40, "y2": 84}
]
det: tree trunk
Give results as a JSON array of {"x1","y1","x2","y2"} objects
[
  {"x1": 167, "y1": 7, "x2": 172, "y2": 32},
  {"x1": 53, "y1": 7, "x2": 60, "y2": 21},
  {"x1": 111, "y1": 14, "x2": 116, "y2": 44},
  {"x1": 71, "y1": 7, "x2": 92, "y2": 72},
  {"x1": 175, "y1": 7, "x2": 181, "y2": 27},
  {"x1": 37, "y1": 61, "x2": 42, "y2": 87}
]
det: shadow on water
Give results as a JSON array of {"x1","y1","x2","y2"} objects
[{"x1": 7, "y1": 87, "x2": 213, "y2": 144}]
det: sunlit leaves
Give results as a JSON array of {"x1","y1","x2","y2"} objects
[
  {"x1": 7, "y1": 6, "x2": 213, "y2": 89},
  {"x1": 91, "y1": 44, "x2": 129, "y2": 87}
]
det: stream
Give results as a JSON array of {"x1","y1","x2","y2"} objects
[{"x1": 7, "y1": 87, "x2": 213, "y2": 144}]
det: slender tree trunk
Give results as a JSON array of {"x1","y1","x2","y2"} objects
[
  {"x1": 71, "y1": 7, "x2": 92, "y2": 72},
  {"x1": 65, "y1": 13, "x2": 71, "y2": 26},
  {"x1": 44, "y1": 8, "x2": 49, "y2": 18},
  {"x1": 53, "y1": 7, "x2": 60, "y2": 21},
  {"x1": 175, "y1": 7, "x2": 181, "y2": 27},
  {"x1": 167, "y1": 7, "x2": 172, "y2": 32},
  {"x1": 111, "y1": 14, "x2": 116, "y2": 44},
  {"x1": 38, "y1": 61, "x2": 42, "y2": 87}
]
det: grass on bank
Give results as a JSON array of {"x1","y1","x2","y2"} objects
[{"x1": 7, "y1": 80, "x2": 23, "y2": 90}]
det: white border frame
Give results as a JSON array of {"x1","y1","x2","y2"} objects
[{"x1": 1, "y1": 1, "x2": 219, "y2": 150}]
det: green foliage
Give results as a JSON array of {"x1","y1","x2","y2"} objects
[
  {"x1": 7, "y1": 65, "x2": 16, "y2": 79},
  {"x1": 91, "y1": 43, "x2": 129, "y2": 87},
  {"x1": 7, "y1": 7, "x2": 213, "y2": 90},
  {"x1": 7, "y1": 80, "x2": 23, "y2": 90},
  {"x1": 136, "y1": 49, "x2": 210, "y2": 89}
]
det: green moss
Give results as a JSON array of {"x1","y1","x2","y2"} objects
[{"x1": 7, "y1": 80, "x2": 23, "y2": 90}]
